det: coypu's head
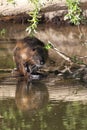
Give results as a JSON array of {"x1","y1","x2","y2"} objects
[
  {"x1": 21, "y1": 36, "x2": 48, "y2": 67},
  {"x1": 32, "y1": 46, "x2": 48, "y2": 67}
]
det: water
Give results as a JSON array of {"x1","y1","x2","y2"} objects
[
  {"x1": 0, "y1": 76, "x2": 87, "y2": 130},
  {"x1": 0, "y1": 23, "x2": 87, "y2": 130}
]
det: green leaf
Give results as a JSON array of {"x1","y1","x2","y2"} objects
[{"x1": 44, "y1": 44, "x2": 53, "y2": 50}]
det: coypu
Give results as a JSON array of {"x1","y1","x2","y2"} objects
[{"x1": 13, "y1": 36, "x2": 48, "y2": 78}]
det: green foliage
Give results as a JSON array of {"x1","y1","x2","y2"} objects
[
  {"x1": 7, "y1": 0, "x2": 14, "y2": 2},
  {"x1": 26, "y1": 0, "x2": 41, "y2": 35},
  {"x1": 64, "y1": 0, "x2": 82, "y2": 25},
  {"x1": 26, "y1": 9, "x2": 40, "y2": 35},
  {"x1": 71, "y1": 55, "x2": 84, "y2": 64},
  {"x1": 7, "y1": 0, "x2": 16, "y2": 5},
  {"x1": 29, "y1": 0, "x2": 40, "y2": 5},
  {"x1": 44, "y1": 43, "x2": 53, "y2": 50}
]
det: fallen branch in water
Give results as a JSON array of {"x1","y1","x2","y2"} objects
[{"x1": 48, "y1": 41, "x2": 86, "y2": 66}]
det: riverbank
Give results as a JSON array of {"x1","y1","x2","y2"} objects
[{"x1": 0, "y1": 0, "x2": 87, "y2": 24}]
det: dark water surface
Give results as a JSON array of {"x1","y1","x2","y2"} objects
[{"x1": 0, "y1": 23, "x2": 87, "y2": 130}]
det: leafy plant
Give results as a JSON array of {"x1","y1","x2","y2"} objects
[
  {"x1": 7, "y1": 0, "x2": 16, "y2": 5},
  {"x1": 64, "y1": 0, "x2": 82, "y2": 25},
  {"x1": 44, "y1": 43, "x2": 53, "y2": 50},
  {"x1": 71, "y1": 55, "x2": 84, "y2": 64},
  {"x1": 26, "y1": 8, "x2": 40, "y2": 35},
  {"x1": 26, "y1": 0, "x2": 42, "y2": 35}
]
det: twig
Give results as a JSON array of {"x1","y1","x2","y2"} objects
[
  {"x1": 48, "y1": 41, "x2": 72, "y2": 62},
  {"x1": 48, "y1": 41, "x2": 87, "y2": 66},
  {"x1": 0, "y1": 69, "x2": 12, "y2": 72},
  {"x1": 79, "y1": 56, "x2": 87, "y2": 59}
]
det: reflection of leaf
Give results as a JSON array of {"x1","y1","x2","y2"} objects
[
  {"x1": 0, "y1": 28, "x2": 6, "y2": 37},
  {"x1": 3, "y1": 111, "x2": 8, "y2": 119},
  {"x1": 63, "y1": 102, "x2": 87, "y2": 130},
  {"x1": 47, "y1": 104, "x2": 53, "y2": 112}
]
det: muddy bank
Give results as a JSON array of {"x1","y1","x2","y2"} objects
[
  {"x1": 1, "y1": 23, "x2": 87, "y2": 66},
  {"x1": 0, "y1": 0, "x2": 87, "y2": 24},
  {"x1": 0, "y1": 75, "x2": 87, "y2": 102},
  {"x1": 36, "y1": 24, "x2": 87, "y2": 63}
]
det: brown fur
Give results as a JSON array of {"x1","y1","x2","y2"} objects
[{"x1": 13, "y1": 36, "x2": 48, "y2": 78}]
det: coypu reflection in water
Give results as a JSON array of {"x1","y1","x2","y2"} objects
[
  {"x1": 13, "y1": 36, "x2": 48, "y2": 78},
  {"x1": 15, "y1": 79, "x2": 49, "y2": 111}
]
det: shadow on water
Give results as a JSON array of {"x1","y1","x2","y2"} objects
[{"x1": 1, "y1": 23, "x2": 87, "y2": 130}]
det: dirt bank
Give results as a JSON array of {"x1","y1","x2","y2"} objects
[{"x1": 0, "y1": 0, "x2": 87, "y2": 24}]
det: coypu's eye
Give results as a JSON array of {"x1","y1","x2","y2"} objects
[{"x1": 32, "y1": 48, "x2": 36, "y2": 51}]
